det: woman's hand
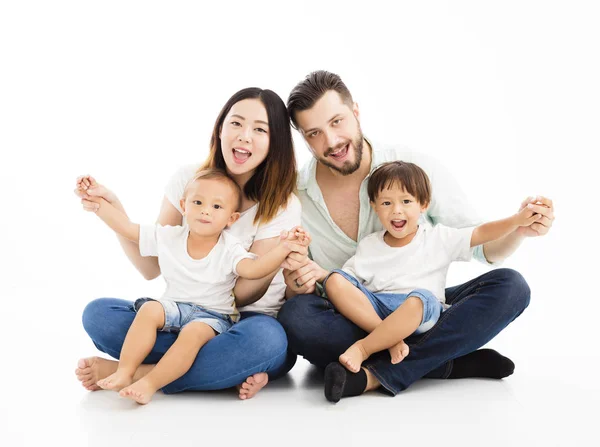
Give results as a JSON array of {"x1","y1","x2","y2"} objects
[{"x1": 74, "y1": 175, "x2": 119, "y2": 212}]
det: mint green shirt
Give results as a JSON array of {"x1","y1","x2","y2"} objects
[{"x1": 296, "y1": 139, "x2": 491, "y2": 274}]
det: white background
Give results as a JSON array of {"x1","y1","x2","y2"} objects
[{"x1": 1, "y1": 1, "x2": 599, "y2": 446}]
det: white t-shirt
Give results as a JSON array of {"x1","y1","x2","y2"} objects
[
  {"x1": 164, "y1": 164, "x2": 302, "y2": 316},
  {"x1": 139, "y1": 224, "x2": 255, "y2": 315},
  {"x1": 342, "y1": 223, "x2": 475, "y2": 303}
]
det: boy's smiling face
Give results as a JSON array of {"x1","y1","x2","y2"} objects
[{"x1": 372, "y1": 182, "x2": 428, "y2": 242}]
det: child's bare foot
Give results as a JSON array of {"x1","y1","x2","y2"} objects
[
  {"x1": 339, "y1": 342, "x2": 369, "y2": 373},
  {"x1": 237, "y1": 373, "x2": 269, "y2": 400},
  {"x1": 389, "y1": 340, "x2": 410, "y2": 364},
  {"x1": 75, "y1": 357, "x2": 118, "y2": 391},
  {"x1": 119, "y1": 378, "x2": 158, "y2": 405},
  {"x1": 97, "y1": 370, "x2": 134, "y2": 391}
]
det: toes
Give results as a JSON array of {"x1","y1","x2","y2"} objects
[{"x1": 246, "y1": 376, "x2": 255, "y2": 385}]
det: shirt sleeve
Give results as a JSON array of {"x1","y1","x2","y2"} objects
[
  {"x1": 254, "y1": 194, "x2": 302, "y2": 241},
  {"x1": 139, "y1": 224, "x2": 160, "y2": 257},
  {"x1": 164, "y1": 164, "x2": 199, "y2": 213},
  {"x1": 341, "y1": 255, "x2": 358, "y2": 279},
  {"x1": 435, "y1": 224, "x2": 475, "y2": 262},
  {"x1": 231, "y1": 243, "x2": 258, "y2": 275}
]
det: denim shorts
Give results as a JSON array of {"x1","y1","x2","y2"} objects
[
  {"x1": 133, "y1": 298, "x2": 234, "y2": 334},
  {"x1": 323, "y1": 269, "x2": 445, "y2": 335}
]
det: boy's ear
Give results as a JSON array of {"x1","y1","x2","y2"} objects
[
  {"x1": 370, "y1": 200, "x2": 376, "y2": 210},
  {"x1": 420, "y1": 202, "x2": 430, "y2": 213},
  {"x1": 227, "y1": 212, "x2": 241, "y2": 227},
  {"x1": 180, "y1": 198, "x2": 186, "y2": 215}
]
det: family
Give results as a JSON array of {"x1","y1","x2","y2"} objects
[{"x1": 74, "y1": 70, "x2": 555, "y2": 404}]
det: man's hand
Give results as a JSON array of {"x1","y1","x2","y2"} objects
[
  {"x1": 516, "y1": 196, "x2": 555, "y2": 237},
  {"x1": 282, "y1": 256, "x2": 328, "y2": 297}
]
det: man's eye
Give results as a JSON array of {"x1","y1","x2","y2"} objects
[
  {"x1": 332, "y1": 119, "x2": 342, "y2": 125},
  {"x1": 309, "y1": 131, "x2": 319, "y2": 138}
]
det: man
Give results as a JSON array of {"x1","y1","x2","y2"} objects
[{"x1": 277, "y1": 70, "x2": 555, "y2": 403}]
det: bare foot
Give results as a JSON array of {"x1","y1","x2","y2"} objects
[
  {"x1": 237, "y1": 373, "x2": 269, "y2": 400},
  {"x1": 339, "y1": 342, "x2": 369, "y2": 373},
  {"x1": 97, "y1": 370, "x2": 134, "y2": 391},
  {"x1": 75, "y1": 357, "x2": 118, "y2": 391},
  {"x1": 119, "y1": 378, "x2": 158, "y2": 405},
  {"x1": 389, "y1": 340, "x2": 410, "y2": 364}
]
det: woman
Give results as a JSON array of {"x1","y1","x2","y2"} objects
[{"x1": 74, "y1": 87, "x2": 301, "y2": 400}]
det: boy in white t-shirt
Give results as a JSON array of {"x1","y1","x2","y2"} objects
[
  {"x1": 323, "y1": 161, "x2": 539, "y2": 375},
  {"x1": 77, "y1": 169, "x2": 308, "y2": 404}
]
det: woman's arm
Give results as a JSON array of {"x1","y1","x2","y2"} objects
[{"x1": 81, "y1": 185, "x2": 182, "y2": 280}]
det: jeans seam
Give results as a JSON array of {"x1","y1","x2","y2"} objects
[{"x1": 365, "y1": 364, "x2": 399, "y2": 395}]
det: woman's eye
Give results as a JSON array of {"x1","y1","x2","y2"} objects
[
  {"x1": 231, "y1": 121, "x2": 241, "y2": 126},
  {"x1": 256, "y1": 128, "x2": 267, "y2": 133}
]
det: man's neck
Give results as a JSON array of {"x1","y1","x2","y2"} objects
[{"x1": 316, "y1": 139, "x2": 373, "y2": 187}]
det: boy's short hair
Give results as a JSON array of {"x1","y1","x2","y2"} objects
[
  {"x1": 367, "y1": 161, "x2": 432, "y2": 206},
  {"x1": 184, "y1": 168, "x2": 243, "y2": 211}
]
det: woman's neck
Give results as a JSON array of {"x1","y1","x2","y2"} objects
[{"x1": 227, "y1": 169, "x2": 257, "y2": 212}]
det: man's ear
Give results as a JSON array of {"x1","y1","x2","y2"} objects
[
  {"x1": 353, "y1": 102, "x2": 360, "y2": 122},
  {"x1": 180, "y1": 198, "x2": 186, "y2": 215},
  {"x1": 227, "y1": 212, "x2": 241, "y2": 227}
]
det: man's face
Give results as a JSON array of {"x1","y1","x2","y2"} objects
[{"x1": 295, "y1": 90, "x2": 364, "y2": 175}]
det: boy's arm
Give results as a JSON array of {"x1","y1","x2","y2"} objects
[
  {"x1": 237, "y1": 230, "x2": 311, "y2": 280},
  {"x1": 236, "y1": 244, "x2": 292, "y2": 280},
  {"x1": 471, "y1": 206, "x2": 539, "y2": 248},
  {"x1": 93, "y1": 197, "x2": 140, "y2": 243}
]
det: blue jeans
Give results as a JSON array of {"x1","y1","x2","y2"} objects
[
  {"x1": 82, "y1": 298, "x2": 296, "y2": 394},
  {"x1": 278, "y1": 268, "x2": 530, "y2": 395},
  {"x1": 133, "y1": 298, "x2": 234, "y2": 334},
  {"x1": 325, "y1": 269, "x2": 443, "y2": 334}
]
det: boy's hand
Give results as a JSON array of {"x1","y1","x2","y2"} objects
[
  {"x1": 513, "y1": 199, "x2": 542, "y2": 227},
  {"x1": 516, "y1": 196, "x2": 555, "y2": 238},
  {"x1": 280, "y1": 226, "x2": 311, "y2": 246}
]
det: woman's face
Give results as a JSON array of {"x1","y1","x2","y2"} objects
[{"x1": 220, "y1": 99, "x2": 270, "y2": 178}]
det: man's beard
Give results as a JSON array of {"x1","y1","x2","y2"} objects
[{"x1": 320, "y1": 128, "x2": 364, "y2": 176}]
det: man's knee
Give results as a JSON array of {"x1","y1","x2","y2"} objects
[
  {"x1": 278, "y1": 294, "x2": 321, "y2": 333},
  {"x1": 493, "y1": 268, "x2": 531, "y2": 314}
]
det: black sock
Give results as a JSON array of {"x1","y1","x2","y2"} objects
[
  {"x1": 448, "y1": 349, "x2": 515, "y2": 379},
  {"x1": 324, "y1": 362, "x2": 367, "y2": 403}
]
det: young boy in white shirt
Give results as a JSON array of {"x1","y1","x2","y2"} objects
[
  {"x1": 77, "y1": 169, "x2": 308, "y2": 404},
  {"x1": 323, "y1": 161, "x2": 539, "y2": 377}
]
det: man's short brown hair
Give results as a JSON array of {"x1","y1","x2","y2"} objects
[{"x1": 287, "y1": 70, "x2": 353, "y2": 129}]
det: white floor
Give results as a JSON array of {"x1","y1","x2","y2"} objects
[{"x1": 3, "y1": 283, "x2": 599, "y2": 447}]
